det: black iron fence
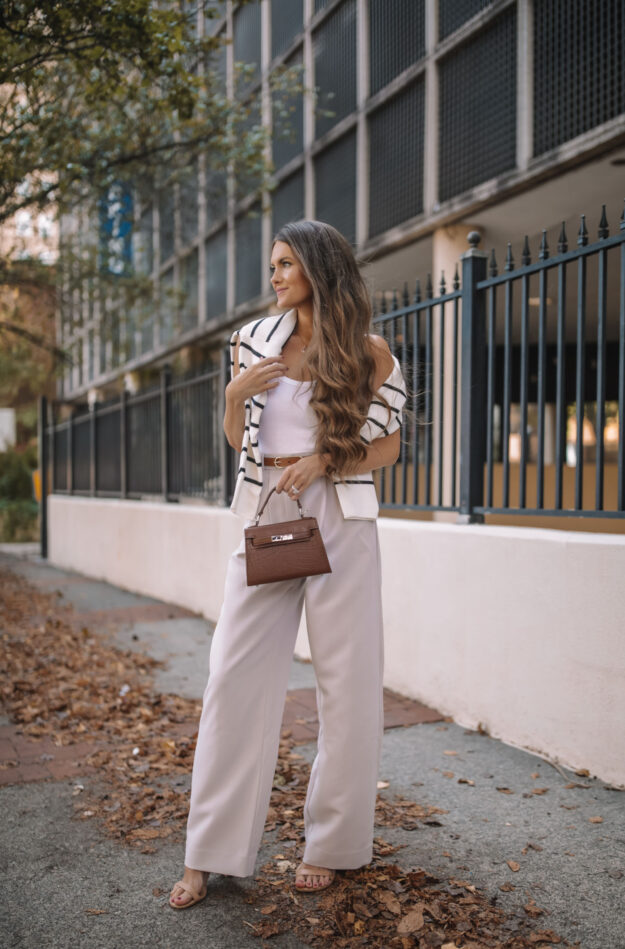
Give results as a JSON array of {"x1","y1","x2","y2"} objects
[{"x1": 41, "y1": 200, "x2": 625, "y2": 528}]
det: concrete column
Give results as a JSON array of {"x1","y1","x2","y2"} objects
[
  {"x1": 303, "y1": 0, "x2": 315, "y2": 219},
  {"x1": 432, "y1": 223, "x2": 482, "y2": 509},
  {"x1": 355, "y1": 0, "x2": 369, "y2": 246},
  {"x1": 423, "y1": 0, "x2": 439, "y2": 216},
  {"x1": 516, "y1": 0, "x2": 533, "y2": 171}
]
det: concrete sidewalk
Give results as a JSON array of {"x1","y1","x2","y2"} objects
[{"x1": 1, "y1": 545, "x2": 623, "y2": 949}]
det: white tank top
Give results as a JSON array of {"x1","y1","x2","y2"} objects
[{"x1": 257, "y1": 376, "x2": 317, "y2": 456}]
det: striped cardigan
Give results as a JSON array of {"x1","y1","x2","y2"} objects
[{"x1": 229, "y1": 308, "x2": 407, "y2": 520}]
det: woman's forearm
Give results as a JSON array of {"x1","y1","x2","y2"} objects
[
  {"x1": 352, "y1": 430, "x2": 401, "y2": 474},
  {"x1": 223, "y1": 388, "x2": 246, "y2": 451}
]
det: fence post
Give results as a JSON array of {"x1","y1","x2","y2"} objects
[
  {"x1": 160, "y1": 365, "x2": 171, "y2": 500},
  {"x1": 90, "y1": 401, "x2": 96, "y2": 496},
  {"x1": 120, "y1": 389, "x2": 127, "y2": 499},
  {"x1": 38, "y1": 396, "x2": 48, "y2": 559},
  {"x1": 49, "y1": 402, "x2": 55, "y2": 493},
  {"x1": 219, "y1": 346, "x2": 229, "y2": 506},
  {"x1": 458, "y1": 232, "x2": 488, "y2": 524},
  {"x1": 67, "y1": 408, "x2": 74, "y2": 495}
]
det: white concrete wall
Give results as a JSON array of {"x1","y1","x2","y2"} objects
[{"x1": 48, "y1": 495, "x2": 625, "y2": 787}]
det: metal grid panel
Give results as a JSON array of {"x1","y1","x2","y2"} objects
[
  {"x1": 168, "y1": 371, "x2": 223, "y2": 499},
  {"x1": 272, "y1": 169, "x2": 305, "y2": 235},
  {"x1": 438, "y1": 7, "x2": 517, "y2": 202},
  {"x1": 369, "y1": 0, "x2": 425, "y2": 96},
  {"x1": 234, "y1": 1, "x2": 261, "y2": 97},
  {"x1": 181, "y1": 248, "x2": 199, "y2": 332},
  {"x1": 235, "y1": 96, "x2": 263, "y2": 201},
  {"x1": 315, "y1": 0, "x2": 330, "y2": 11},
  {"x1": 95, "y1": 409, "x2": 121, "y2": 493},
  {"x1": 273, "y1": 51, "x2": 304, "y2": 171},
  {"x1": 369, "y1": 80, "x2": 425, "y2": 238},
  {"x1": 439, "y1": 0, "x2": 493, "y2": 40},
  {"x1": 127, "y1": 395, "x2": 161, "y2": 494},
  {"x1": 159, "y1": 187, "x2": 175, "y2": 263},
  {"x1": 313, "y1": 0, "x2": 357, "y2": 139},
  {"x1": 180, "y1": 164, "x2": 198, "y2": 245},
  {"x1": 272, "y1": 0, "x2": 303, "y2": 60},
  {"x1": 235, "y1": 208, "x2": 263, "y2": 305},
  {"x1": 314, "y1": 129, "x2": 357, "y2": 244},
  {"x1": 72, "y1": 417, "x2": 91, "y2": 492},
  {"x1": 205, "y1": 227, "x2": 228, "y2": 318},
  {"x1": 534, "y1": 0, "x2": 625, "y2": 156}
]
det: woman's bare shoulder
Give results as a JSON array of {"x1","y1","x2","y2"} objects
[{"x1": 367, "y1": 334, "x2": 395, "y2": 388}]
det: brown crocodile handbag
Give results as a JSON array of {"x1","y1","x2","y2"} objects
[{"x1": 244, "y1": 487, "x2": 332, "y2": 586}]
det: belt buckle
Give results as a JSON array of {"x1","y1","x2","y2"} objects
[{"x1": 273, "y1": 456, "x2": 286, "y2": 468}]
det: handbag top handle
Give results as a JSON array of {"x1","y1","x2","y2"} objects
[{"x1": 253, "y1": 486, "x2": 304, "y2": 526}]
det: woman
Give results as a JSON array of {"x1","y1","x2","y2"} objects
[{"x1": 170, "y1": 220, "x2": 406, "y2": 909}]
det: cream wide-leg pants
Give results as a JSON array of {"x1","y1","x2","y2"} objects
[{"x1": 184, "y1": 467, "x2": 384, "y2": 877}]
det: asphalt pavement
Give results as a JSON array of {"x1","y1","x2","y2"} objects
[{"x1": 1, "y1": 545, "x2": 623, "y2": 949}]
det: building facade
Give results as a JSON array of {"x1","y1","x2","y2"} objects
[{"x1": 58, "y1": 0, "x2": 625, "y2": 403}]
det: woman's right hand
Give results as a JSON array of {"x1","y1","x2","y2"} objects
[{"x1": 226, "y1": 356, "x2": 288, "y2": 404}]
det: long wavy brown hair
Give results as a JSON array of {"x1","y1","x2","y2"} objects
[{"x1": 273, "y1": 220, "x2": 383, "y2": 476}]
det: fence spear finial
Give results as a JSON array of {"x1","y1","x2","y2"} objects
[
  {"x1": 380, "y1": 291, "x2": 387, "y2": 314},
  {"x1": 621, "y1": 199, "x2": 625, "y2": 231},
  {"x1": 539, "y1": 229, "x2": 549, "y2": 260},
  {"x1": 426, "y1": 273, "x2": 433, "y2": 299},
  {"x1": 598, "y1": 204, "x2": 609, "y2": 239},
  {"x1": 439, "y1": 270, "x2": 446, "y2": 296},
  {"x1": 558, "y1": 221, "x2": 568, "y2": 253},
  {"x1": 453, "y1": 263, "x2": 460, "y2": 290},
  {"x1": 414, "y1": 279, "x2": 421, "y2": 303},
  {"x1": 489, "y1": 248, "x2": 498, "y2": 277},
  {"x1": 392, "y1": 288, "x2": 399, "y2": 311},
  {"x1": 403, "y1": 281, "x2": 410, "y2": 307},
  {"x1": 522, "y1": 235, "x2": 531, "y2": 266},
  {"x1": 577, "y1": 214, "x2": 588, "y2": 246},
  {"x1": 504, "y1": 242, "x2": 514, "y2": 272}
]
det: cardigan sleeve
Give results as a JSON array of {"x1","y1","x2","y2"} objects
[{"x1": 360, "y1": 355, "x2": 407, "y2": 444}]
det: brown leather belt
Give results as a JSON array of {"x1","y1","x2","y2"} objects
[{"x1": 263, "y1": 455, "x2": 305, "y2": 468}]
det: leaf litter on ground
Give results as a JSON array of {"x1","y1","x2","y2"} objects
[{"x1": 0, "y1": 566, "x2": 578, "y2": 949}]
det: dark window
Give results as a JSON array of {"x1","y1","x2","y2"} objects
[
  {"x1": 314, "y1": 130, "x2": 357, "y2": 245},
  {"x1": 439, "y1": 0, "x2": 493, "y2": 40},
  {"x1": 438, "y1": 7, "x2": 517, "y2": 202},
  {"x1": 534, "y1": 0, "x2": 625, "y2": 155},
  {"x1": 272, "y1": 169, "x2": 306, "y2": 236},
  {"x1": 160, "y1": 269, "x2": 175, "y2": 345},
  {"x1": 235, "y1": 96, "x2": 263, "y2": 202},
  {"x1": 205, "y1": 168, "x2": 228, "y2": 229},
  {"x1": 233, "y1": 1, "x2": 261, "y2": 97},
  {"x1": 180, "y1": 164, "x2": 198, "y2": 246},
  {"x1": 159, "y1": 187, "x2": 175, "y2": 263},
  {"x1": 315, "y1": 0, "x2": 330, "y2": 12},
  {"x1": 369, "y1": 80, "x2": 425, "y2": 238},
  {"x1": 181, "y1": 249, "x2": 199, "y2": 332},
  {"x1": 314, "y1": 0, "x2": 357, "y2": 139},
  {"x1": 205, "y1": 228, "x2": 228, "y2": 319},
  {"x1": 273, "y1": 50, "x2": 304, "y2": 171},
  {"x1": 369, "y1": 0, "x2": 426, "y2": 96},
  {"x1": 235, "y1": 208, "x2": 263, "y2": 306},
  {"x1": 271, "y1": 0, "x2": 304, "y2": 60}
]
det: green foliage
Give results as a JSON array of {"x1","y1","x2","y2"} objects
[
  {"x1": 0, "y1": 499, "x2": 39, "y2": 542},
  {"x1": 0, "y1": 446, "x2": 37, "y2": 500},
  {"x1": 0, "y1": 1, "x2": 302, "y2": 224}
]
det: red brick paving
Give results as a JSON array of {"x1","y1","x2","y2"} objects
[
  {"x1": 0, "y1": 687, "x2": 443, "y2": 787},
  {"x1": 69, "y1": 602, "x2": 197, "y2": 626}
]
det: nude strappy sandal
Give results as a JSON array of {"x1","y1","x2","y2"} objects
[
  {"x1": 294, "y1": 863, "x2": 336, "y2": 893},
  {"x1": 169, "y1": 879, "x2": 208, "y2": 910}
]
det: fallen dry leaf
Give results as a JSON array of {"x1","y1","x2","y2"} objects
[
  {"x1": 507, "y1": 860, "x2": 521, "y2": 872},
  {"x1": 84, "y1": 909, "x2": 108, "y2": 916},
  {"x1": 397, "y1": 905, "x2": 424, "y2": 934},
  {"x1": 458, "y1": 778, "x2": 475, "y2": 786},
  {"x1": 0, "y1": 565, "x2": 578, "y2": 949},
  {"x1": 588, "y1": 816, "x2": 603, "y2": 823},
  {"x1": 531, "y1": 788, "x2": 549, "y2": 795},
  {"x1": 497, "y1": 787, "x2": 514, "y2": 794}
]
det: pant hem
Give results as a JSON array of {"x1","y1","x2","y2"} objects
[
  {"x1": 302, "y1": 843, "x2": 373, "y2": 871},
  {"x1": 184, "y1": 846, "x2": 257, "y2": 878}
]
